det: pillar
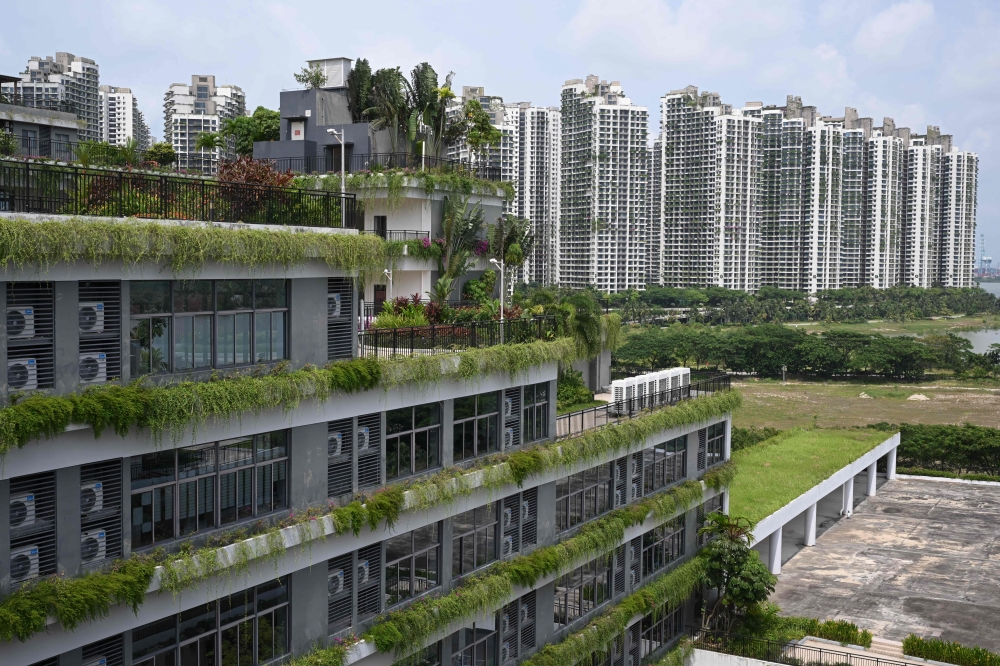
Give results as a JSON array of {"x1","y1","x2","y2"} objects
[
  {"x1": 842, "y1": 478, "x2": 854, "y2": 517},
  {"x1": 804, "y1": 503, "x2": 817, "y2": 547},
  {"x1": 768, "y1": 525, "x2": 783, "y2": 575},
  {"x1": 887, "y1": 447, "x2": 897, "y2": 480},
  {"x1": 867, "y1": 462, "x2": 878, "y2": 497}
]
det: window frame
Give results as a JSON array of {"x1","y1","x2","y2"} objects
[
  {"x1": 385, "y1": 524, "x2": 441, "y2": 607},
  {"x1": 450, "y1": 621, "x2": 497, "y2": 666},
  {"x1": 129, "y1": 431, "x2": 289, "y2": 549},
  {"x1": 706, "y1": 422, "x2": 726, "y2": 467},
  {"x1": 522, "y1": 382, "x2": 549, "y2": 443},
  {"x1": 386, "y1": 403, "x2": 442, "y2": 481},
  {"x1": 556, "y1": 462, "x2": 614, "y2": 533},
  {"x1": 452, "y1": 504, "x2": 499, "y2": 578},
  {"x1": 642, "y1": 436, "x2": 687, "y2": 495},
  {"x1": 552, "y1": 556, "x2": 613, "y2": 632},
  {"x1": 453, "y1": 391, "x2": 501, "y2": 463},
  {"x1": 640, "y1": 515, "x2": 685, "y2": 580}
]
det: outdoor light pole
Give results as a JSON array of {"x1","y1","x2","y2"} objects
[
  {"x1": 490, "y1": 257, "x2": 505, "y2": 344},
  {"x1": 383, "y1": 269, "x2": 393, "y2": 303},
  {"x1": 326, "y1": 128, "x2": 345, "y2": 196}
]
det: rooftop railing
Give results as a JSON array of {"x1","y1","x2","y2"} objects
[
  {"x1": 555, "y1": 374, "x2": 731, "y2": 440},
  {"x1": 692, "y1": 629, "x2": 907, "y2": 666},
  {"x1": 358, "y1": 316, "x2": 557, "y2": 359},
  {"x1": 0, "y1": 159, "x2": 358, "y2": 228},
  {"x1": 0, "y1": 92, "x2": 79, "y2": 114},
  {"x1": 259, "y1": 152, "x2": 504, "y2": 182},
  {"x1": 0, "y1": 136, "x2": 175, "y2": 169}
]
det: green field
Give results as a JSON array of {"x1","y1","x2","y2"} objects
[
  {"x1": 727, "y1": 429, "x2": 886, "y2": 524},
  {"x1": 783, "y1": 314, "x2": 1000, "y2": 336}
]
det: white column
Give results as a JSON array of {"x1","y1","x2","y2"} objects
[
  {"x1": 804, "y1": 503, "x2": 817, "y2": 547},
  {"x1": 842, "y1": 478, "x2": 854, "y2": 517},
  {"x1": 887, "y1": 446, "x2": 897, "y2": 480},
  {"x1": 722, "y1": 491, "x2": 730, "y2": 516},
  {"x1": 768, "y1": 525, "x2": 783, "y2": 575},
  {"x1": 867, "y1": 462, "x2": 878, "y2": 497}
]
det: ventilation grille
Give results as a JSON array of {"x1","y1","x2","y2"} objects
[
  {"x1": 356, "y1": 543, "x2": 381, "y2": 620},
  {"x1": 10, "y1": 471, "x2": 56, "y2": 583},
  {"x1": 628, "y1": 623, "x2": 641, "y2": 666},
  {"x1": 697, "y1": 429, "x2": 707, "y2": 470},
  {"x1": 327, "y1": 418, "x2": 353, "y2": 497},
  {"x1": 612, "y1": 635, "x2": 626, "y2": 666},
  {"x1": 504, "y1": 387, "x2": 521, "y2": 449},
  {"x1": 328, "y1": 553, "x2": 353, "y2": 631},
  {"x1": 629, "y1": 536, "x2": 641, "y2": 589},
  {"x1": 521, "y1": 487, "x2": 538, "y2": 546},
  {"x1": 83, "y1": 633, "x2": 124, "y2": 666},
  {"x1": 631, "y1": 451, "x2": 644, "y2": 501},
  {"x1": 357, "y1": 412, "x2": 381, "y2": 488},
  {"x1": 501, "y1": 600, "x2": 519, "y2": 663},
  {"x1": 327, "y1": 278, "x2": 354, "y2": 361},
  {"x1": 519, "y1": 590, "x2": 536, "y2": 653},
  {"x1": 615, "y1": 457, "x2": 627, "y2": 506},
  {"x1": 613, "y1": 544, "x2": 626, "y2": 595},
  {"x1": 503, "y1": 494, "x2": 521, "y2": 556},
  {"x1": 78, "y1": 281, "x2": 122, "y2": 384},
  {"x1": 6, "y1": 282, "x2": 55, "y2": 390},
  {"x1": 80, "y1": 458, "x2": 123, "y2": 564}
]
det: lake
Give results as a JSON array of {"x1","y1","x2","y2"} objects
[{"x1": 957, "y1": 282, "x2": 1000, "y2": 352}]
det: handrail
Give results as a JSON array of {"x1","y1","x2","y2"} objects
[
  {"x1": 691, "y1": 628, "x2": 910, "y2": 666},
  {"x1": 357, "y1": 316, "x2": 556, "y2": 359}
]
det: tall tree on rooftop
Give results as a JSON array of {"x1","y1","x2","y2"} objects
[
  {"x1": 428, "y1": 73, "x2": 456, "y2": 158},
  {"x1": 363, "y1": 67, "x2": 408, "y2": 154},
  {"x1": 294, "y1": 64, "x2": 327, "y2": 89},
  {"x1": 346, "y1": 58, "x2": 372, "y2": 124},
  {"x1": 405, "y1": 62, "x2": 439, "y2": 155}
]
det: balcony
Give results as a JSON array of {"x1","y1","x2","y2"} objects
[{"x1": 357, "y1": 316, "x2": 558, "y2": 359}]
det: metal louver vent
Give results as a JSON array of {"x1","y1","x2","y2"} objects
[
  {"x1": 10, "y1": 471, "x2": 56, "y2": 583},
  {"x1": 521, "y1": 487, "x2": 538, "y2": 546},
  {"x1": 697, "y1": 429, "x2": 707, "y2": 470},
  {"x1": 356, "y1": 543, "x2": 381, "y2": 621},
  {"x1": 501, "y1": 599, "x2": 519, "y2": 664},
  {"x1": 7, "y1": 282, "x2": 55, "y2": 389},
  {"x1": 519, "y1": 590, "x2": 537, "y2": 653},
  {"x1": 629, "y1": 536, "x2": 642, "y2": 589},
  {"x1": 327, "y1": 418, "x2": 353, "y2": 497},
  {"x1": 613, "y1": 544, "x2": 626, "y2": 595},
  {"x1": 78, "y1": 281, "x2": 122, "y2": 385},
  {"x1": 356, "y1": 412, "x2": 381, "y2": 488},
  {"x1": 502, "y1": 494, "x2": 521, "y2": 556},
  {"x1": 80, "y1": 458, "x2": 123, "y2": 564},
  {"x1": 82, "y1": 633, "x2": 124, "y2": 666},
  {"x1": 328, "y1": 553, "x2": 353, "y2": 631},
  {"x1": 327, "y1": 278, "x2": 354, "y2": 361}
]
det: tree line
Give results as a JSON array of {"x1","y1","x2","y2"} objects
[{"x1": 615, "y1": 323, "x2": 1000, "y2": 380}]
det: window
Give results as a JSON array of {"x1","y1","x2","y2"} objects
[
  {"x1": 130, "y1": 280, "x2": 287, "y2": 376},
  {"x1": 386, "y1": 403, "x2": 441, "y2": 480},
  {"x1": 640, "y1": 515, "x2": 685, "y2": 580},
  {"x1": 129, "y1": 431, "x2": 288, "y2": 548},
  {"x1": 385, "y1": 524, "x2": 440, "y2": 606},
  {"x1": 453, "y1": 392, "x2": 500, "y2": 462},
  {"x1": 556, "y1": 462, "x2": 614, "y2": 533},
  {"x1": 553, "y1": 556, "x2": 612, "y2": 631},
  {"x1": 450, "y1": 621, "x2": 497, "y2": 666},
  {"x1": 453, "y1": 505, "x2": 498, "y2": 577},
  {"x1": 697, "y1": 495, "x2": 725, "y2": 546},
  {"x1": 698, "y1": 422, "x2": 725, "y2": 469},
  {"x1": 132, "y1": 577, "x2": 289, "y2": 666},
  {"x1": 643, "y1": 436, "x2": 687, "y2": 495},
  {"x1": 522, "y1": 382, "x2": 549, "y2": 442},
  {"x1": 639, "y1": 602, "x2": 684, "y2": 659}
]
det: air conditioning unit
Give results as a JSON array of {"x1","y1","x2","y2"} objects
[
  {"x1": 328, "y1": 293, "x2": 342, "y2": 319},
  {"x1": 79, "y1": 352, "x2": 107, "y2": 384},
  {"x1": 614, "y1": 465, "x2": 622, "y2": 482},
  {"x1": 628, "y1": 657, "x2": 635, "y2": 666},
  {"x1": 502, "y1": 535, "x2": 513, "y2": 557},
  {"x1": 81, "y1": 530, "x2": 107, "y2": 563},
  {"x1": 502, "y1": 507, "x2": 513, "y2": 529},
  {"x1": 7, "y1": 307, "x2": 35, "y2": 339},
  {"x1": 357, "y1": 427, "x2": 370, "y2": 451},
  {"x1": 79, "y1": 302, "x2": 105, "y2": 333},
  {"x1": 631, "y1": 483, "x2": 640, "y2": 500},
  {"x1": 629, "y1": 458, "x2": 637, "y2": 477},
  {"x1": 521, "y1": 500, "x2": 531, "y2": 521},
  {"x1": 630, "y1": 544, "x2": 637, "y2": 560},
  {"x1": 10, "y1": 493, "x2": 36, "y2": 528},
  {"x1": 503, "y1": 397, "x2": 514, "y2": 419},
  {"x1": 8, "y1": 358, "x2": 38, "y2": 390},
  {"x1": 329, "y1": 431, "x2": 344, "y2": 456},
  {"x1": 358, "y1": 559, "x2": 370, "y2": 584},
  {"x1": 614, "y1": 490, "x2": 623, "y2": 507},
  {"x1": 83, "y1": 657, "x2": 107, "y2": 666},
  {"x1": 679, "y1": 367, "x2": 690, "y2": 387},
  {"x1": 629, "y1": 571, "x2": 637, "y2": 588},
  {"x1": 501, "y1": 642, "x2": 512, "y2": 663},
  {"x1": 520, "y1": 604, "x2": 530, "y2": 624},
  {"x1": 10, "y1": 544, "x2": 39, "y2": 582},
  {"x1": 501, "y1": 612, "x2": 511, "y2": 633},
  {"x1": 329, "y1": 568, "x2": 345, "y2": 594},
  {"x1": 81, "y1": 481, "x2": 104, "y2": 514},
  {"x1": 504, "y1": 427, "x2": 514, "y2": 450}
]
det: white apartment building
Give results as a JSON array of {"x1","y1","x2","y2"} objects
[
  {"x1": 516, "y1": 104, "x2": 561, "y2": 286},
  {"x1": 447, "y1": 87, "x2": 521, "y2": 205},
  {"x1": 98, "y1": 86, "x2": 151, "y2": 150},
  {"x1": 164, "y1": 75, "x2": 245, "y2": 174},
  {"x1": 939, "y1": 149, "x2": 979, "y2": 287},
  {"x1": 1, "y1": 52, "x2": 100, "y2": 141},
  {"x1": 560, "y1": 76, "x2": 648, "y2": 292},
  {"x1": 902, "y1": 138, "x2": 942, "y2": 287},
  {"x1": 863, "y1": 129, "x2": 905, "y2": 289}
]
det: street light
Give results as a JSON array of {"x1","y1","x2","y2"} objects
[
  {"x1": 326, "y1": 128, "x2": 345, "y2": 196},
  {"x1": 490, "y1": 257, "x2": 505, "y2": 344},
  {"x1": 383, "y1": 269, "x2": 393, "y2": 302}
]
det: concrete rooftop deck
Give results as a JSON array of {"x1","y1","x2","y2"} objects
[{"x1": 769, "y1": 477, "x2": 1000, "y2": 650}]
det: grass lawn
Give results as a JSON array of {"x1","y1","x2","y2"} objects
[
  {"x1": 734, "y1": 379, "x2": 1000, "y2": 430},
  {"x1": 782, "y1": 314, "x2": 1000, "y2": 336},
  {"x1": 557, "y1": 399, "x2": 608, "y2": 415},
  {"x1": 727, "y1": 428, "x2": 887, "y2": 524}
]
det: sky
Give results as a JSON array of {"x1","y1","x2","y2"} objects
[{"x1": 3, "y1": 0, "x2": 998, "y2": 260}]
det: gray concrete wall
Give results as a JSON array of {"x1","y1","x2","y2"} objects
[
  {"x1": 0, "y1": 479, "x2": 9, "y2": 594},
  {"x1": 56, "y1": 465, "x2": 82, "y2": 577},
  {"x1": 54, "y1": 280, "x2": 79, "y2": 395},
  {"x1": 290, "y1": 423, "x2": 328, "y2": 510},
  {"x1": 290, "y1": 277, "x2": 329, "y2": 368},
  {"x1": 290, "y1": 563, "x2": 330, "y2": 655},
  {"x1": 534, "y1": 481, "x2": 557, "y2": 549}
]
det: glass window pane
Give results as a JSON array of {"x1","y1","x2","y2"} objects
[
  {"x1": 151, "y1": 317, "x2": 170, "y2": 373},
  {"x1": 235, "y1": 313, "x2": 251, "y2": 365},
  {"x1": 174, "y1": 280, "x2": 213, "y2": 312},
  {"x1": 194, "y1": 315, "x2": 212, "y2": 368},
  {"x1": 179, "y1": 480, "x2": 198, "y2": 536},
  {"x1": 220, "y1": 589, "x2": 255, "y2": 625},
  {"x1": 154, "y1": 486, "x2": 174, "y2": 542},
  {"x1": 415, "y1": 430, "x2": 428, "y2": 473},
  {"x1": 386, "y1": 533, "x2": 412, "y2": 561},
  {"x1": 254, "y1": 279, "x2": 286, "y2": 309},
  {"x1": 131, "y1": 451, "x2": 176, "y2": 489},
  {"x1": 257, "y1": 576, "x2": 288, "y2": 611},
  {"x1": 220, "y1": 438, "x2": 253, "y2": 469},
  {"x1": 273, "y1": 606, "x2": 287, "y2": 658},
  {"x1": 131, "y1": 281, "x2": 170, "y2": 314},
  {"x1": 399, "y1": 434, "x2": 412, "y2": 477},
  {"x1": 132, "y1": 616, "x2": 177, "y2": 659},
  {"x1": 256, "y1": 430, "x2": 287, "y2": 461},
  {"x1": 258, "y1": 612, "x2": 274, "y2": 662},
  {"x1": 415, "y1": 523, "x2": 439, "y2": 547},
  {"x1": 454, "y1": 396, "x2": 476, "y2": 421},
  {"x1": 271, "y1": 311, "x2": 285, "y2": 361},
  {"x1": 199, "y1": 477, "x2": 215, "y2": 531},
  {"x1": 478, "y1": 392, "x2": 498, "y2": 414},
  {"x1": 257, "y1": 464, "x2": 272, "y2": 514},
  {"x1": 415, "y1": 403, "x2": 440, "y2": 427},
  {"x1": 220, "y1": 472, "x2": 237, "y2": 525},
  {"x1": 217, "y1": 280, "x2": 252, "y2": 311},
  {"x1": 237, "y1": 468, "x2": 253, "y2": 520},
  {"x1": 386, "y1": 407, "x2": 412, "y2": 435},
  {"x1": 129, "y1": 318, "x2": 150, "y2": 377},
  {"x1": 178, "y1": 444, "x2": 216, "y2": 478},
  {"x1": 427, "y1": 428, "x2": 439, "y2": 470},
  {"x1": 175, "y1": 316, "x2": 194, "y2": 370},
  {"x1": 387, "y1": 436, "x2": 399, "y2": 480},
  {"x1": 217, "y1": 314, "x2": 234, "y2": 366},
  {"x1": 131, "y1": 491, "x2": 153, "y2": 547},
  {"x1": 255, "y1": 312, "x2": 271, "y2": 362},
  {"x1": 180, "y1": 601, "x2": 216, "y2": 641}
]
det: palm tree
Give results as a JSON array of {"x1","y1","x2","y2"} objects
[
  {"x1": 194, "y1": 132, "x2": 225, "y2": 152},
  {"x1": 404, "y1": 63, "x2": 439, "y2": 155},
  {"x1": 439, "y1": 196, "x2": 485, "y2": 283},
  {"x1": 363, "y1": 68, "x2": 408, "y2": 154}
]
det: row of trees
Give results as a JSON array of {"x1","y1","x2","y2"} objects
[
  {"x1": 614, "y1": 323, "x2": 1000, "y2": 379},
  {"x1": 615, "y1": 285, "x2": 1000, "y2": 324}
]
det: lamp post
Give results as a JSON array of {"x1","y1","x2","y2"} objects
[
  {"x1": 326, "y1": 128, "x2": 345, "y2": 196},
  {"x1": 383, "y1": 269, "x2": 393, "y2": 303},
  {"x1": 490, "y1": 257, "x2": 505, "y2": 344}
]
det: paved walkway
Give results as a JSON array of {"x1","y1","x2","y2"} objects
[{"x1": 769, "y1": 477, "x2": 1000, "y2": 650}]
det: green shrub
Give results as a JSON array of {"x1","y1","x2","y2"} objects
[
  {"x1": 732, "y1": 426, "x2": 783, "y2": 452},
  {"x1": 556, "y1": 367, "x2": 593, "y2": 411},
  {"x1": 903, "y1": 635, "x2": 1000, "y2": 666}
]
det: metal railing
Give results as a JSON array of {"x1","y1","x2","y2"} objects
[
  {"x1": 0, "y1": 159, "x2": 358, "y2": 228},
  {"x1": 359, "y1": 229, "x2": 430, "y2": 242},
  {"x1": 259, "y1": 152, "x2": 503, "y2": 181},
  {"x1": 692, "y1": 629, "x2": 908, "y2": 666},
  {"x1": 555, "y1": 374, "x2": 730, "y2": 440},
  {"x1": 0, "y1": 93, "x2": 79, "y2": 114},
  {"x1": 358, "y1": 316, "x2": 556, "y2": 359},
  {"x1": 362, "y1": 300, "x2": 482, "y2": 319},
  {"x1": 0, "y1": 137, "x2": 172, "y2": 168}
]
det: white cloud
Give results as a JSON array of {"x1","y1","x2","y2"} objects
[{"x1": 852, "y1": 0, "x2": 935, "y2": 62}]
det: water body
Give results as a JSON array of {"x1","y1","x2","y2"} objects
[{"x1": 955, "y1": 282, "x2": 1000, "y2": 352}]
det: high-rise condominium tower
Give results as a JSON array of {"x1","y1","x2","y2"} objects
[
  {"x1": 516, "y1": 103, "x2": 561, "y2": 285},
  {"x1": 658, "y1": 87, "x2": 760, "y2": 291},
  {"x1": 164, "y1": 75, "x2": 245, "y2": 174},
  {"x1": 1, "y1": 53, "x2": 100, "y2": 141},
  {"x1": 560, "y1": 76, "x2": 648, "y2": 292},
  {"x1": 862, "y1": 122, "x2": 905, "y2": 289},
  {"x1": 938, "y1": 149, "x2": 979, "y2": 287},
  {"x1": 99, "y1": 86, "x2": 151, "y2": 150}
]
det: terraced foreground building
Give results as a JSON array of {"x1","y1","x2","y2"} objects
[{"x1": 0, "y1": 172, "x2": 735, "y2": 666}]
